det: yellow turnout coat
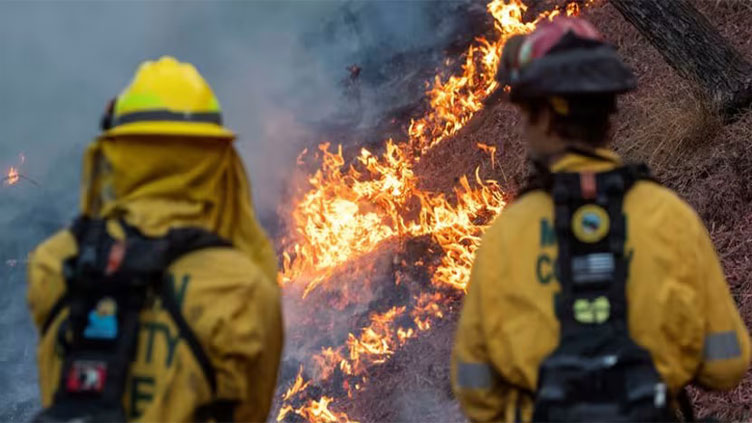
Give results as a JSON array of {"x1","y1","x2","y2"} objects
[
  {"x1": 28, "y1": 135, "x2": 283, "y2": 422},
  {"x1": 452, "y1": 150, "x2": 750, "y2": 422}
]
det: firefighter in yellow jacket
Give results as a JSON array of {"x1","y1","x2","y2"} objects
[
  {"x1": 27, "y1": 56, "x2": 283, "y2": 422},
  {"x1": 452, "y1": 18, "x2": 750, "y2": 422}
]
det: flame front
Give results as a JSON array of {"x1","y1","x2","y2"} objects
[{"x1": 277, "y1": 1, "x2": 585, "y2": 421}]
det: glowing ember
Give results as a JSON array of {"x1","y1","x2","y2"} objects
[
  {"x1": 5, "y1": 167, "x2": 19, "y2": 186},
  {"x1": 276, "y1": 1, "x2": 588, "y2": 421},
  {"x1": 3, "y1": 153, "x2": 25, "y2": 186}
]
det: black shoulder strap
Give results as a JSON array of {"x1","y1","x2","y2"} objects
[
  {"x1": 145, "y1": 225, "x2": 232, "y2": 397},
  {"x1": 534, "y1": 166, "x2": 680, "y2": 422},
  {"x1": 42, "y1": 218, "x2": 231, "y2": 334},
  {"x1": 550, "y1": 166, "x2": 647, "y2": 336},
  {"x1": 518, "y1": 157, "x2": 658, "y2": 199},
  {"x1": 678, "y1": 388, "x2": 696, "y2": 422}
]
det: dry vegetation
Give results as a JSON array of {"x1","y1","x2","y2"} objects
[{"x1": 374, "y1": 1, "x2": 752, "y2": 421}]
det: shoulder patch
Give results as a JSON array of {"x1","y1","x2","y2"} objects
[{"x1": 571, "y1": 204, "x2": 610, "y2": 243}]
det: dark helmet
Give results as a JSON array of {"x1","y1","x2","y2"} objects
[{"x1": 499, "y1": 17, "x2": 636, "y2": 104}]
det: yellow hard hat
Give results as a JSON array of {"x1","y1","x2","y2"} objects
[{"x1": 100, "y1": 56, "x2": 235, "y2": 139}]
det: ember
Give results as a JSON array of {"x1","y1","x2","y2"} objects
[
  {"x1": 5, "y1": 167, "x2": 20, "y2": 186},
  {"x1": 3, "y1": 153, "x2": 26, "y2": 187}
]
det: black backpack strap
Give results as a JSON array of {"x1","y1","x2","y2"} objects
[
  {"x1": 552, "y1": 166, "x2": 645, "y2": 335},
  {"x1": 47, "y1": 215, "x2": 151, "y2": 420},
  {"x1": 116, "y1": 223, "x2": 235, "y2": 421},
  {"x1": 152, "y1": 227, "x2": 232, "y2": 396},
  {"x1": 534, "y1": 165, "x2": 674, "y2": 422},
  {"x1": 677, "y1": 388, "x2": 696, "y2": 422},
  {"x1": 40, "y1": 216, "x2": 98, "y2": 337},
  {"x1": 195, "y1": 400, "x2": 238, "y2": 423},
  {"x1": 517, "y1": 153, "x2": 658, "y2": 199},
  {"x1": 41, "y1": 294, "x2": 69, "y2": 336},
  {"x1": 528, "y1": 164, "x2": 657, "y2": 333},
  {"x1": 42, "y1": 218, "x2": 232, "y2": 333},
  {"x1": 159, "y1": 266, "x2": 238, "y2": 422},
  {"x1": 37, "y1": 217, "x2": 234, "y2": 423}
]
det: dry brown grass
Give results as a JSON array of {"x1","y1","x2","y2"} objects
[{"x1": 615, "y1": 82, "x2": 723, "y2": 170}]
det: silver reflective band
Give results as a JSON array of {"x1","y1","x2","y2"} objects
[
  {"x1": 457, "y1": 361, "x2": 497, "y2": 389},
  {"x1": 654, "y1": 383, "x2": 667, "y2": 408},
  {"x1": 704, "y1": 331, "x2": 742, "y2": 361}
]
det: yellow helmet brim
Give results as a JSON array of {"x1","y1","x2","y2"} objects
[{"x1": 102, "y1": 121, "x2": 235, "y2": 140}]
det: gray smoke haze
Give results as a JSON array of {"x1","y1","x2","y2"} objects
[{"x1": 0, "y1": 1, "x2": 475, "y2": 421}]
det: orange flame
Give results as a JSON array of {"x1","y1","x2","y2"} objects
[
  {"x1": 277, "y1": 396, "x2": 359, "y2": 423},
  {"x1": 298, "y1": 397, "x2": 359, "y2": 423},
  {"x1": 280, "y1": 0, "x2": 580, "y2": 296},
  {"x1": 477, "y1": 143, "x2": 497, "y2": 168},
  {"x1": 281, "y1": 141, "x2": 416, "y2": 297},
  {"x1": 282, "y1": 365, "x2": 311, "y2": 402}
]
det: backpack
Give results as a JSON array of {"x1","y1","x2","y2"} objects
[
  {"x1": 32, "y1": 216, "x2": 235, "y2": 423},
  {"x1": 527, "y1": 164, "x2": 683, "y2": 422}
]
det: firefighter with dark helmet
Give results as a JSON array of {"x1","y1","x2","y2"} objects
[
  {"x1": 28, "y1": 56, "x2": 283, "y2": 422},
  {"x1": 452, "y1": 17, "x2": 750, "y2": 422}
]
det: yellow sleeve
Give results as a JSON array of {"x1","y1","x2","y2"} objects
[
  {"x1": 452, "y1": 239, "x2": 516, "y2": 423},
  {"x1": 27, "y1": 230, "x2": 76, "y2": 330},
  {"x1": 174, "y1": 248, "x2": 283, "y2": 422},
  {"x1": 228, "y1": 271, "x2": 284, "y2": 422},
  {"x1": 26, "y1": 229, "x2": 78, "y2": 406},
  {"x1": 694, "y1": 222, "x2": 750, "y2": 389}
]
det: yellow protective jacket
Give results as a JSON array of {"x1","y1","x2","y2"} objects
[
  {"x1": 452, "y1": 150, "x2": 750, "y2": 422},
  {"x1": 28, "y1": 135, "x2": 283, "y2": 422}
]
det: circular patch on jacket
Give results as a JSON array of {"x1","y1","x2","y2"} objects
[{"x1": 571, "y1": 204, "x2": 610, "y2": 243}]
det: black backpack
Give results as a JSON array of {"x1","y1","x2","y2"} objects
[
  {"x1": 526, "y1": 164, "x2": 689, "y2": 422},
  {"x1": 32, "y1": 217, "x2": 235, "y2": 423}
]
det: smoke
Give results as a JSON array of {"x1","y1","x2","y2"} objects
[{"x1": 0, "y1": 1, "x2": 478, "y2": 421}]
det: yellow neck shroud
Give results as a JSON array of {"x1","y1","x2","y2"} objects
[{"x1": 80, "y1": 135, "x2": 277, "y2": 282}]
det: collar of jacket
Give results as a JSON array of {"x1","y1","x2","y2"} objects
[{"x1": 549, "y1": 148, "x2": 622, "y2": 173}]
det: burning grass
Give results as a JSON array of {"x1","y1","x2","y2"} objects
[
  {"x1": 274, "y1": 1, "x2": 585, "y2": 421},
  {"x1": 274, "y1": 0, "x2": 752, "y2": 421}
]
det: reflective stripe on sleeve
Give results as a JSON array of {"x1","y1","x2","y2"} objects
[
  {"x1": 457, "y1": 361, "x2": 497, "y2": 389},
  {"x1": 704, "y1": 331, "x2": 742, "y2": 361}
]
